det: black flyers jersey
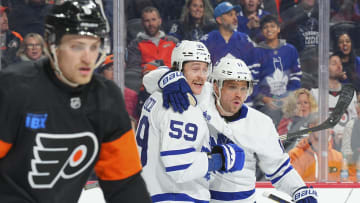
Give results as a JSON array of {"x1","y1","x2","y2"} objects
[{"x1": 0, "y1": 59, "x2": 142, "y2": 203}]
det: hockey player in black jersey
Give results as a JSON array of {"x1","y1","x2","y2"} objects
[{"x1": 0, "y1": 0, "x2": 151, "y2": 202}]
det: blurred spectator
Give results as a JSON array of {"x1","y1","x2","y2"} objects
[
  {"x1": 352, "y1": 0, "x2": 360, "y2": 21},
  {"x1": 278, "y1": 88, "x2": 318, "y2": 150},
  {"x1": 167, "y1": 0, "x2": 217, "y2": 41},
  {"x1": 126, "y1": 0, "x2": 186, "y2": 23},
  {"x1": 237, "y1": 0, "x2": 270, "y2": 42},
  {"x1": 7, "y1": 0, "x2": 53, "y2": 37},
  {"x1": 333, "y1": 32, "x2": 360, "y2": 91},
  {"x1": 15, "y1": 33, "x2": 47, "y2": 62},
  {"x1": 126, "y1": 6, "x2": 178, "y2": 93},
  {"x1": 97, "y1": 54, "x2": 115, "y2": 80},
  {"x1": 310, "y1": 53, "x2": 358, "y2": 151},
  {"x1": 126, "y1": 0, "x2": 154, "y2": 20},
  {"x1": 331, "y1": 0, "x2": 360, "y2": 22},
  {"x1": 280, "y1": 0, "x2": 318, "y2": 53},
  {"x1": 136, "y1": 61, "x2": 162, "y2": 121},
  {"x1": 300, "y1": 47, "x2": 318, "y2": 89},
  {"x1": 0, "y1": 6, "x2": 23, "y2": 69},
  {"x1": 155, "y1": 0, "x2": 186, "y2": 22},
  {"x1": 200, "y1": 1, "x2": 256, "y2": 65},
  {"x1": 251, "y1": 14, "x2": 302, "y2": 126},
  {"x1": 341, "y1": 93, "x2": 360, "y2": 180},
  {"x1": 210, "y1": 0, "x2": 239, "y2": 8},
  {"x1": 0, "y1": 0, "x2": 25, "y2": 8},
  {"x1": 97, "y1": 54, "x2": 139, "y2": 131},
  {"x1": 262, "y1": 0, "x2": 280, "y2": 17},
  {"x1": 289, "y1": 113, "x2": 344, "y2": 182}
]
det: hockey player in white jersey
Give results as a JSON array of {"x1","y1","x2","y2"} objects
[
  {"x1": 136, "y1": 40, "x2": 246, "y2": 203},
  {"x1": 143, "y1": 57, "x2": 318, "y2": 203},
  {"x1": 207, "y1": 58, "x2": 317, "y2": 203}
]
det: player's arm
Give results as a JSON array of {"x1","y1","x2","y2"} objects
[
  {"x1": 94, "y1": 83, "x2": 151, "y2": 202},
  {"x1": 256, "y1": 117, "x2": 317, "y2": 203},
  {"x1": 94, "y1": 129, "x2": 151, "y2": 203},
  {"x1": 143, "y1": 67, "x2": 194, "y2": 113},
  {"x1": 143, "y1": 66, "x2": 170, "y2": 94},
  {"x1": 0, "y1": 77, "x2": 17, "y2": 159}
]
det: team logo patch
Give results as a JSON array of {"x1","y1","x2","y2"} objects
[
  {"x1": 202, "y1": 111, "x2": 211, "y2": 121},
  {"x1": 28, "y1": 132, "x2": 98, "y2": 189},
  {"x1": 26, "y1": 113, "x2": 48, "y2": 130},
  {"x1": 8, "y1": 39, "x2": 19, "y2": 48},
  {"x1": 70, "y1": 97, "x2": 81, "y2": 109}
]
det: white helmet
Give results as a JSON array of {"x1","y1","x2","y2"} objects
[
  {"x1": 171, "y1": 40, "x2": 211, "y2": 72},
  {"x1": 212, "y1": 57, "x2": 253, "y2": 101}
]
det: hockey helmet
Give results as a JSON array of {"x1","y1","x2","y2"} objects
[
  {"x1": 212, "y1": 57, "x2": 253, "y2": 97},
  {"x1": 171, "y1": 40, "x2": 211, "y2": 73},
  {"x1": 44, "y1": 0, "x2": 109, "y2": 46}
]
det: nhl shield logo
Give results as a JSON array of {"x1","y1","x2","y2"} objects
[{"x1": 70, "y1": 97, "x2": 81, "y2": 109}]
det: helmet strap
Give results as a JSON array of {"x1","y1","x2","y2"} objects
[
  {"x1": 214, "y1": 81, "x2": 234, "y2": 116},
  {"x1": 49, "y1": 45, "x2": 79, "y2": 87}
]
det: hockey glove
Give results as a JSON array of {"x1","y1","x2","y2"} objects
[
  {"x1": 292, "y1": 186, "x2": 318, "y2": 203},
  {"x1": 211, "y1": 144, "x2": 245, "y2": 172},
  {"x1": 158, "y1": 71, "x2": 196, "y2": 113}
]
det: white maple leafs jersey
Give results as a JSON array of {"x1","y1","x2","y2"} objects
[
  {"x1": 136, "y1": 91, "x2": 211, "y2": 203},
  {"x1": 199, "y1": 85, "x2": 306, "y2": 202}
]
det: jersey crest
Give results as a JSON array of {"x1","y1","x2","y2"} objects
[{"x1": 28, "y1": 132, "x2": 98, "y2": 189}]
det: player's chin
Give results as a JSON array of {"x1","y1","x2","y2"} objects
[
  {"x1": 231, "y1": 103, "x2": 242, "y2": 112},
  {"x1": 75, "y1": 76, "x2": 93, "y2": 85}
]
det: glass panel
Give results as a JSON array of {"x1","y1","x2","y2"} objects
[{"x1": 1, "y1": 0, "x2": 359, "y2": 193}]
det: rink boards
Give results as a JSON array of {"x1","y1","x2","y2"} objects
[{"x1": 78, "y1": 181, "x2": 360, "y2": 203}]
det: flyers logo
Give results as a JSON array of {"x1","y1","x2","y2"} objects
[{"x1": 28, "y1": 132, "x2": 98, "y2": 189}]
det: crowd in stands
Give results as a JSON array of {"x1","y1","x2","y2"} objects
[{"x1": 2, "y1": 0, "x2": 360, "y2": 183}]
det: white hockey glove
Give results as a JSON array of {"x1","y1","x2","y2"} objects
[
  {"x1": 211, "y1": 144, "x2": 245, "y2": 172},
  {"x1": 292, "y1": 186, "x2": 318, "y2": 203}
]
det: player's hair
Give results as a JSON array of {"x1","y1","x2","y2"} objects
[
  {"x1": 141, "y1": 6, "x2": 161, "y2": 19},
  {"x1": 260, "y1": 14, "x2": 280, "y2": 30}
]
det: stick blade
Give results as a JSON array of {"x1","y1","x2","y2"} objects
[{"x1": 285, "y1": 84, "x2": 355, "y2": 142}]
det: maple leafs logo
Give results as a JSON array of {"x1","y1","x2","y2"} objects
[{"x1": 266, "y1": 68, "x2": 288, "y2": 96}]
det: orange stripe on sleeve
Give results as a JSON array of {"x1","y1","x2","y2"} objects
[
  {"x1": 11, "y1": 31, "x2": 23, "y2": 41},
  {"x1": 0, "y1": 140, "x2": 12, "y2": 159},
  {"x1": 94, "y1": 129, "x2": 142, "y2": 180}
]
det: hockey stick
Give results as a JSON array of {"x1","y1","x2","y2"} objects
[
  {"x1": 263, "y1": 191, "x2": 293, "y2": 203},
  {"x1": 280, "y1": 84, "x2": 355, "y2": 142}
]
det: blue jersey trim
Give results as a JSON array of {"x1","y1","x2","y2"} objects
[
  {"x1": 210, "y1": 189, "x2": 255, "y2": 200},
  {"x1": 230, "y1": 104, "x2": 248, "y2": 122},
  {"x1": 266, "y1": 158, "x2": 290, "y2": 178},
  {"x1": 152, "y1": 193, "x2": 209, "y2": 203},
  {"x1": 165, "y1": 163, "x2": 192, "y2": 172},
  {"x1": 160, "y1": 148, "x2": 196, "y2": 156},
  {"x1": 270, "y1": 165, "x2": 293, "y2": 184}
]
